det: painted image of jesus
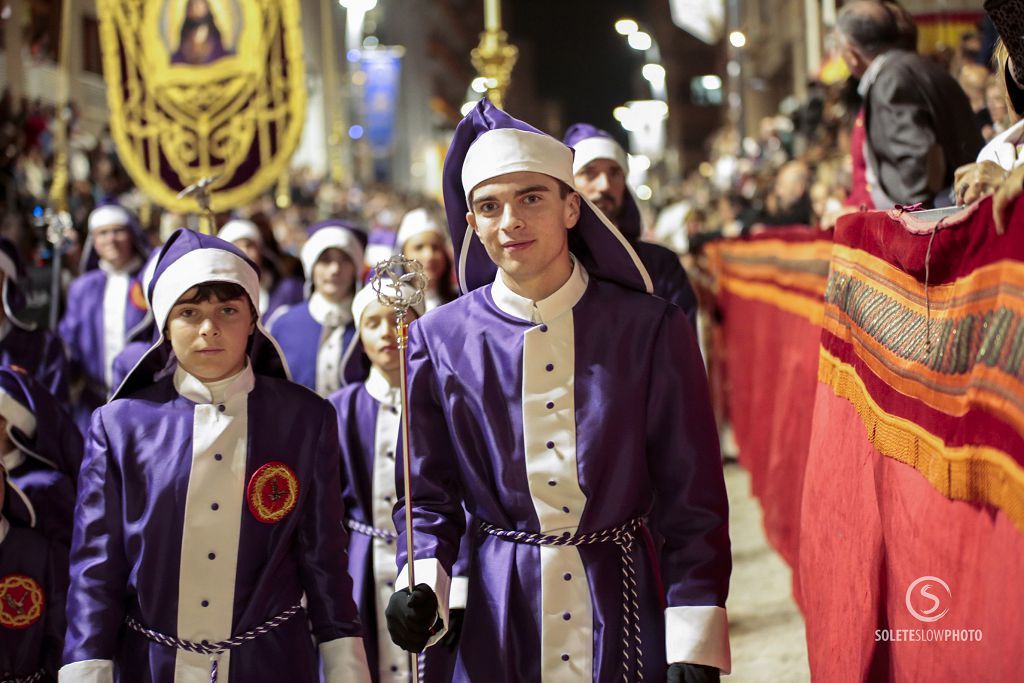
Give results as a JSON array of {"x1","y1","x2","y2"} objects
[{"x1": 171, "y1": 0, "x2": 235, "y2": 65}]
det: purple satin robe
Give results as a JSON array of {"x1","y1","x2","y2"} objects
[
  {"x1": 5, "y1": 464, "x2": 76, "y2": 550},
  {"x1": 0, "y1": 327, "x2": 70, "y2": 409},
  {"x1": 395, "y1": 277, "x2": 730, "y2": 681},
  {"x1": 0, "y1": 523, "x2": 67, "y2": 681},
  {"x1": 63, "y1": 374, "x2": 363, "y2": 681},
  {"x1": 330, "y1": 383, "x2": 457, "y2": 683},
  {"x1": 59, "y1": 268, "x2": 148, "y2": 431}
]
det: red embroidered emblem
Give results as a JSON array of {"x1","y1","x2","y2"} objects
[
  {"x1": 0, "y1": 574, "x2": 44, "y2": 629},
  {"x1": 247, "y1": 462, "x2": 300, "y2": 524},
  {"x1": 129, "y1": 280, "x2": 148, "y2": 312}
]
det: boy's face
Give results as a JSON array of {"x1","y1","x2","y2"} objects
[
  {"x1": 466, "y1": 171, "x2": 580, "y2": 286},
  {"x1": 360, "y1": 300, "x2": 416, "y2": 378},
  {"x1": 313, "y1": 248, "x2": 356, "y2": 303},
  {"x1": 167, "y1": 288, "x2": 255, "y2": 382}
]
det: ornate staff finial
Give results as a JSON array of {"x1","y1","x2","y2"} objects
[{"x1": 371, "y1": 255, "x2": 429, "y2": 318}]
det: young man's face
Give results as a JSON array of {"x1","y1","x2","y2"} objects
[
  {"x1": 167, "y1": 288, "x2": 254, "y2": 382},
  {"x1": 359, "y1": 300, "x2": 416, "y2": 378},
  {"x1": 313, "y1": 248, "x2": 356, "y2": 303},
  {"x1": 92, "y1": 224, "x2": 135, "y2": 270},
  {"x1": 466, "y1": 171, "x2": 580, "y2": 287},
  {"x1": 402, "y1": 232, "x2": 448, "y2": 284},
  {"x1": 574, "y1": 158, "x2": 626, "y2": 223}
]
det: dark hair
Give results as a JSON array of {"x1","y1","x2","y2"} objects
[
  {"x1": 174, "y1": 281, "x2": 257, "y2": 321},
  {"x1": 837, "y1": 1, "x2": 904, "y2": 57}
]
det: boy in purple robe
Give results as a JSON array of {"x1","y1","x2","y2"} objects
[
  {"x1": 61, "y1": 229, "x2": 370, "y2": 682},
  {"x1": 217, "y1": 219, "x2": 304, "y2": 320},
  {"x1": 59, "y1": 204, "x2": 150, "y2": 432},
  {"x1": 0, "y1": 365, "x2": 82, "y2": 551},
  {"x1": 329, "y1": 284, "x2": 464, "y2": 681},
  {"x1": 563, "y1": 123, "x2": 699, "y2": 331},
  {"x1": 385, "y1": 101, "x2": 731, "y2": 682},
  {"x1": 0, "y1": 458, "x2": 68, "y2": 682},
  {"x1": 0, "y1": 238, "x2": 70, "y2": 405},
  {"x1": 269, "y1": 221, "x2": 364, "y2": 396}
]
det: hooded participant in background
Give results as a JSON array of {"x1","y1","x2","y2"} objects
[
  {"x1": 385, "y1": 100, "x2": 731, "y2": 682},
  {"x1": 563, "y1": 123, "x2": 699, "y2": 330},
  {"x1": 0, "y1": 457, "x2": 68, "y2": 683},
  {"x1": 269, "y1": 221, "x2": 364, "y2": 396},
  {"x1": 62, "y1": 228, "x2": 370, "y2": 683},
  {"x1": 0, "y1": 238, "x2": 70, "y2": 405},
  {"x1": 59, "y1": 203, "x2": 150, "y2": 431},
  {"x1": 329, "y1": 283, "x2": 467, "y2": 682},
  {"x1": 218, "y1": 218, "x2": 304, "y2": 320},
  {"x1": 0, "y1": 365, "x2": 82, "y2": 551},
  {"x1": 394, "y1": 209, "x2": 458, "y2": 311}
]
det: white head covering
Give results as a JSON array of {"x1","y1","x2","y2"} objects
[
  {"x1": 571, "y1": 136, "x2": 629, "y2": 175},
  {"x1": 218, "y1": 219, "x2": 264, "y2": 246},
  {"x1": 395, "y1": 208, "x2": 448, "y2": 253},
  {"x1": 300, "y1": 227, "x2": 365, "y2": 280},
  {"x1": 462, "y1": 128, "x2": 576, "y2": 203},
  {"x1": 88, "y1": 204, "x2": 132, "y2": 232}
]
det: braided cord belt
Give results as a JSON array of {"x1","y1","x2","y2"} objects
[
  {"x1": 346, "y1": 518, "x2": 398, "y2": 542},
  {"x1": 1, "y1": 670, "x2": 45, "y2": 683},
  {"x1": 126, "y1": 603, "x2": 303, "y2": 683},
  {"x1": 478, "y1": 517, "x2": 646, "y2": 682}
]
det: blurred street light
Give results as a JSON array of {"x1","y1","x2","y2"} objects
[
  {"x1": 338, "y1": 0, "x2": 377, "y2": 9},
  {"x1": 627, "y1": 31, "x2": 652, "y2": 51},
  {"x1": 729, "y1": 30, "x2": 746, "y2": 48},
  {"x1": 642, "y1": 63, "x2": 666, "y2": 84},
  {"x1": 615, "y1": 19, "x2": 638, "y2": 36},
  {"x1": 700, "y1": 74, "x2": 722, "y2": 90}
]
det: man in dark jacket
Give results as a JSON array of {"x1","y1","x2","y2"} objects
[{"x1": 837, "y1": 1, "x2": 984, "y2": 207}]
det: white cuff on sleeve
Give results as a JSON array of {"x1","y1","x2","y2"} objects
[
  {"x1": 396, "y1": 557, "x2": 451, "y2": 648},
  {"x1": 665, "y1": 605, "x2": 731, "y2": 674},
  {"x1": 320, "y1": 636, "x2": 372, "y2": 683},
  {"x1": 449, "y1": 576, "x2": 469, "y2": 610},
  {"x1": 59, "y1": 659, "x2": 115, "y2": 683}
]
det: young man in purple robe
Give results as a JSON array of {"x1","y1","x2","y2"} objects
[
  {"x1": 0, "y1": 365, "x2": 82, "y2": 551},
  {"x1": 0, "y1": 458, "x2": 68, "y2": 682},
  {"x1": 61, "y1": 229, "x2": 371, "y2": 682},
  {"x1": 269, "y1": 221, "x2": 364, "y2": 396},
  {"x1": 563, "y1": 123, "x2": 699, "y2": 331},
  {"x1": 384, "y1": 101, "x2": 731, "y2": 682},
  {"x1": 329, "y1": 284, "x2": 465, "y2": 681},
  {"x1": 59, "y1": 204, "x2": 151, "y2": 431},
  {"x1": 217, "y1": 219, "x2": 303, "y2": 320}
]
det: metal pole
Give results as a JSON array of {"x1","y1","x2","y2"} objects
[{"x1": 396, "y1": 308, "x2": 419, "y2": 683}]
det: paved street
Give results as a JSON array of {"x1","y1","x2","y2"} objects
[{"x1": 724, "y1": 463, "x2": 811, "y2": 682}]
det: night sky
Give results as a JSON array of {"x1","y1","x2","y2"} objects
[{"x1": 506, "y1": 0, "x2": 652, "y2": 145}]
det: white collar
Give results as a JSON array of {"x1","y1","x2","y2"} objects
[
  {"x1": 99, "y1": 255, "x2": 143, "y2": 277},
  {"x1": 364, "y1": 365, "x2": 400, "y2": 407},
  {"x1": 857, "y1": 51, "x2": 891, "y2": 98},
  {"x1": 490, "y1": 256, "x2": 588, "y2": 323},
  {"x1": 1, "y1": 449, "x2": 24, "y2": 472},
  {"x1": 173, "y1": 362, "x2": 255, "y2": 405},
  {"x1": 308, "y1": 291, "x2": 353, "y2": 327},
  {"x1": 0, "y1": 516, "x2": 7, "y2": 545}
]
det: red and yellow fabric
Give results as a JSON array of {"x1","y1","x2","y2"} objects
[
  {"x1": 705, "y1": 227, "x2": 833, "y2": 578},
  {"x1": 799, "y1": 199, "x2": 1024, "y2": 682}
]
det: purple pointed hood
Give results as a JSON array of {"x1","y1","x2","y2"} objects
[
  {"x1": 562, "y1": 123, "x2": 643, "y2": 241},
  {"x1": 112, "y1": 228, "x2": 290, "y2": 400},
  {"x1": 0, "y1": 238, "x2": 38, "y2": 331},
  {"x1": 442, "y1": 99, "x2": 652, "y2": 294},
  {"x1": 0, "y1": 366, "x2": 83, "y2": 478}
]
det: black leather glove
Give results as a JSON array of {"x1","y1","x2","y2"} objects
[
  {"x1": 439, "y1": 608, "x2": 464, "y2": 651},
  {"x1": 667, "y1": 662, "x2": 721, "y2": 683},
  {"x1": 386, "y1": 584, "x2": 441, "y2": 653}
]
